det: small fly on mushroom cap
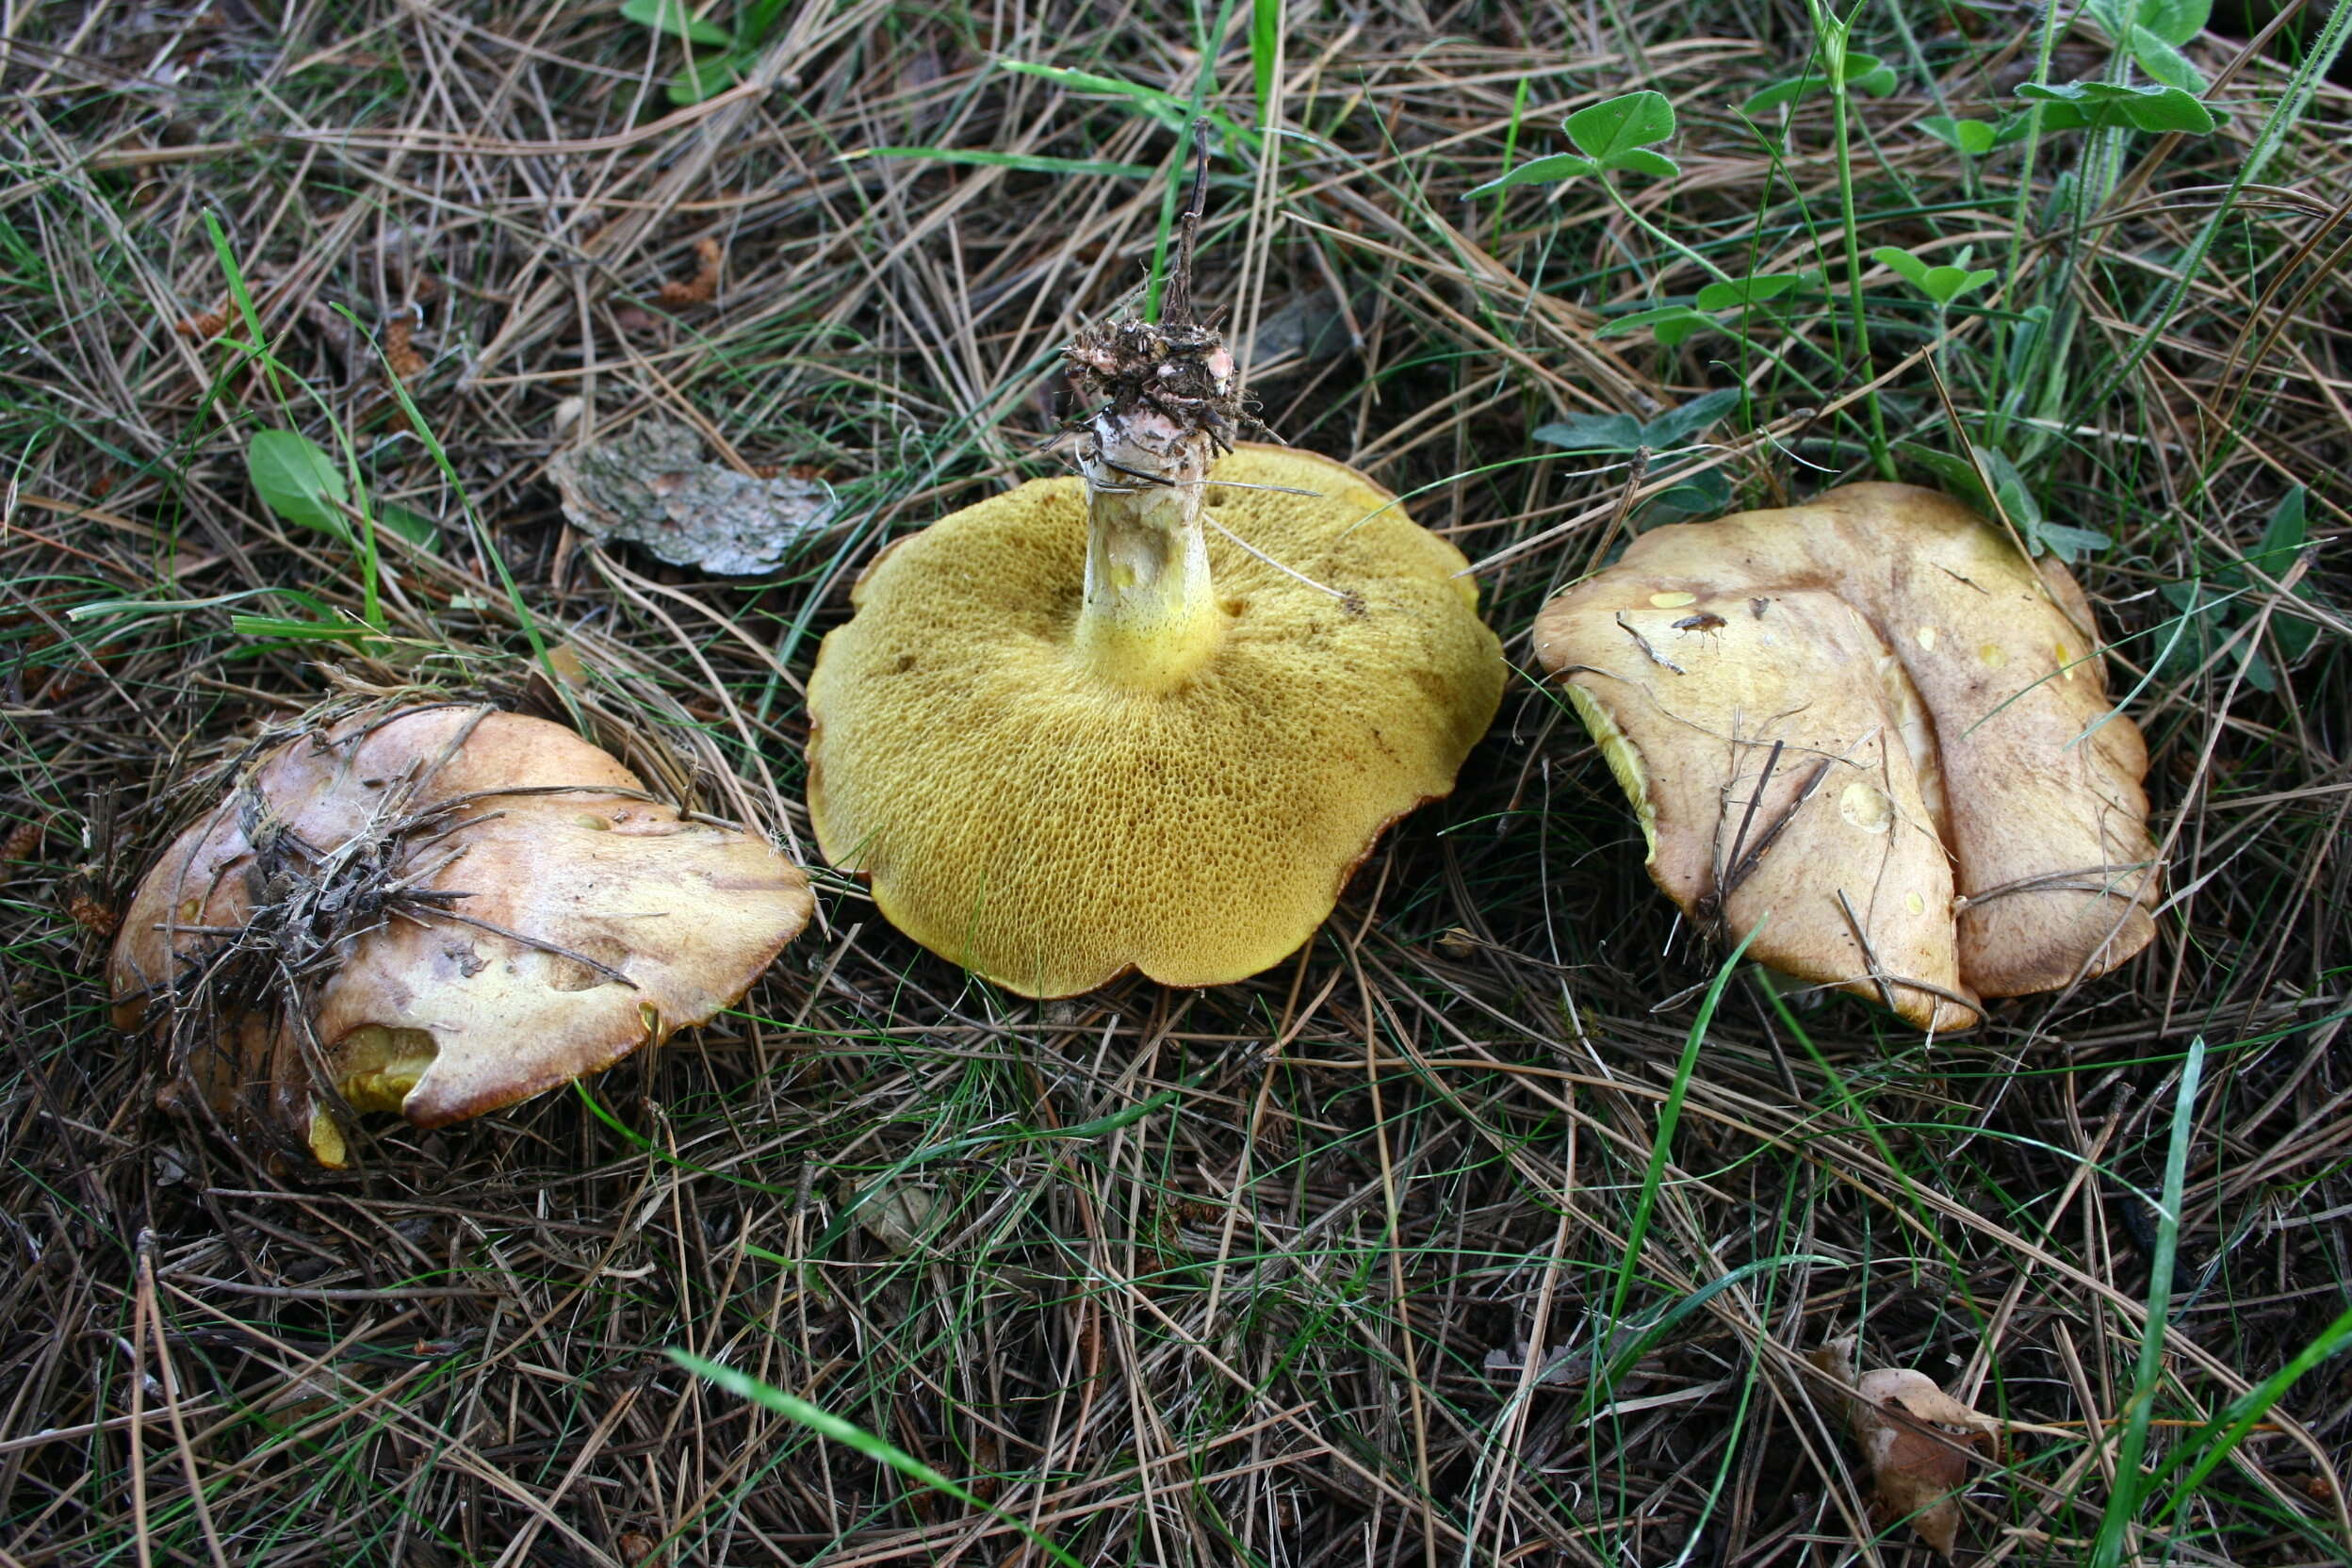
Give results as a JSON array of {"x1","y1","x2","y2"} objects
[
  {"x1": 1535, "y1": 482, "x2": 2161, "y2": 1032},
  {"x1": 110, "y1": 703, "x2": 814, "y2": 1166},
  {"x1": 804, "y1": 171, "x2": 1503, "y2": 997}
]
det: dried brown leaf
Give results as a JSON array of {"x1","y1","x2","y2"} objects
[
  {"x1": 175, "y1": 300, "x2": 229, "y2": 339},
  {"x1": 549, "y1": 416, "x2": 837, "y2": 575},
  {"x1": 2, "y1": 816, "x2": 45, "y2": 861},
  {"x1": 1812, "y1": 1338, "x2": 2001, "y2": 1560},
  {"x1": 384, "y1": 313, "x2": 426, "y2": 383},
  {"x1": 657, "y1": 237, "x2": 722, "y2": 306}
]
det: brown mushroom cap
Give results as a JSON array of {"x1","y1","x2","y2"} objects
[
  {"x1": 111, "y1": 705, "x2": 814, "y2": 1164},
  {"x1": 806, "y1": 443, "x2": 1504, "y2": 997},
  {"x1": 1533, "y1": 482, "x2": 2160, "y2": 1031}
]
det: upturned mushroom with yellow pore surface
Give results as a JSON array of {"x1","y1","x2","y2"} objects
[
  {"x1": 111, "y1": 704, "x2": 814, "y2": 1166},
  {"x1": 1533, "y1": 482, "x2": 2160, "y2": 1032},
  {"x1": 806, "y1": 315, "x2": 1503, "y2": 997}
]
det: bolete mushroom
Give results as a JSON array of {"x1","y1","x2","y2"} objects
[
  {"x1": 111, "y1": 703, "x2": 813, "y2": 1165},
  {"x1": 805, "y1": 234, "x2": 1502, "y2": 996},
  {"x1": 1533, "y1": 482, "x2": 2160, "y2": 1031}
]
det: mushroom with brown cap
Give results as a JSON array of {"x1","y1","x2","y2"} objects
[
  {"x1": 110, "y1": 703, "x2": 814, "y2": 1166},
  {"x1": 1533, "y1": 482, "x2": 2160, "y2": 1031},
  {"x1": 805, "y1": 288, "x2": 1502, "y2": 997}
]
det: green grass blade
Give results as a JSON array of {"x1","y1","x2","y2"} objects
[
  {"x1": 1251, "y1": 0, "x2": 1281, "y2": 108},
  {"x1": 2090, "y1": 1036, "x2": 2205, "y2": 1568},
  {"x1": 2150, "y1": 1302, "x2": 2352, "y2": 1523},
  {"x1": 850, "y1": 146, "x2": 1158, "y2": 179},
  {"x1": 1598, "y1": 923, "x2": 1762, "y2": 1339},
  {"x1": 670, "y1": 1350, "x2": 1086, "y2": 1568}
]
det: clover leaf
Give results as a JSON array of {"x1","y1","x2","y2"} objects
[
  {"x1": 1870, "y1": 246, "x2": 1999, "y2": 306},
  {"x1": 1744, "y1": 53, "x2": 1899, "y2": 114},
  {"x1": 1564, "y1": 90, "x2": 1680, "y2": 177},
  {"x1": 1465, "y1": 90, "x2": 1680, "y2": 196},
  {"x1": 2017, "y1": 78, "x2": 2216, "y2": 134},
  {"x1": 1920, "y1": 115, "x2": 1998, "y2": 155}
]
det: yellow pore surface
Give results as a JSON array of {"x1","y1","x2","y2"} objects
[{"x1": 807, "y1": 444, "x2": 1505, "y2": 997}]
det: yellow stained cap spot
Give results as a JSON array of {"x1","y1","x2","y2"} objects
[
  {"x1": 2056, "y1": 642, "x2": 2075, "y2": 678},
  {"x1": 1649, "y1": 591, "x2": 1698, "y2": 609},
  {"x1": 1979, "y1": 643, "x2": 2008, "y2": 669},
  {"x1": 1916, "y1": 626, "x2": 1937, "y2": 651},
  {"x1": 1839, "y1": 779, "x2": 1894, "y2": 833},
  {"x1": 1906, "y1": 891, "x2": 1927, "y2": 916}
]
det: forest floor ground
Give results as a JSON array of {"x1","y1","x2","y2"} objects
[{"x1": 3, "y1": 1, "x2": 2349, "y2": 1563}]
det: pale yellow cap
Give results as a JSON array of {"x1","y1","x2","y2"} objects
[
  {"x1": 112, "y1": 706, "x2": 813, "y2": 1164},
  {"x1": 1534, "y1": 482, "x2": 2161, "y2": 1031}
]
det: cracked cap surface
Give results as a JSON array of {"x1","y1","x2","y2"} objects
[
  {"x1": 1533, "y1": 482, "x2": 2160, "y2": 1032},
  {"x1": 112, "y1": 706, "x2": 813, "y2": 1164}
]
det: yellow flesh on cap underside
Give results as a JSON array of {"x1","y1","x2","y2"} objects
[
  {"x1": 306, "y1": 1023, "x2": 441, "y2": 1166},
  {"x1": 1562, "y1": 684, "x2": 1656, "y2": 859},
  {"x1": 806, "y1": 446, "x2": 1505, "y2": 997}
]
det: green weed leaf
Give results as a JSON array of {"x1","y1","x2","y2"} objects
[
  {"x1": 69, "y1": 586, "x2": 341, "y2": 626},
  {"x1": 1870, "y1": 246, "x2": 1997, "y2": 304},
  {"x1": 621, "y1": 0, "x2": 733, "y2": 47},
  {"x1": 1594, "y1": 303, "x2": 1718, "y2": 346},
  {"x1": 1533, "y1": 388, "x2": 1740, "y2": 453},
  {"x1": 2017, "y1": 79, "x2": 2216, "y2": 134},
  {"x1": 377, "y1": 503, "x2": 441, "y2": 551},
  {"x1": 2138, "y1": 0, "x2": 2212, "y2": 46},
  {"x1": 1643, "y1": 466, "x2": 1731, "y2": 523},
  {"x1": 1903, "y1": 442, "x2": 2108, "y2": 562},
  {"x1": 247, "y1": 430, "x2": 350, "y2": 538},
  {"x1": 1565, "y1": 90, "x2": 1676, "y2": 172},
  {"x1": 1744, "y1": 53, "x2": 1897, "y2": 113},
  {"x1": 1609, "y1": 146, "x2": 1682, "y2": 178},
  {"x1": 2250, "y1": 487, "x2": 2322, "y2": 660},
  {"x1": 1974, "y1": 445, "x2": 2113, "y2": 561},
  {"x1": 1921, "y1": 115, "x2": 1997, "y2": 155},
  {"x1": 1741, "y1": 74, "x2": 1812, "y2": 114},
  {"x1": 2087, "y1": 0, "x2": 2136, "y2": 40},
  {"x1": 1846, "y1": 56, "x2": 1899, "y2": 95},
  {"x1": 228, "y1": 614, "x2": 380, "y2": 643},
  {"x1": 997, "y1": 61, "x2": 1259, "y2": 150},
  {"x1": 1465, "y1": 153, "x2": 1597, "y2": 195},
  {"x1": 2034, "y1": 520, "x2": 2115, "y2": 563},
  {"x1": 1871, "y1": 246, "x2": 1933, "y2": 290},
  {"x1": 2156, "y1": 579, "x2": 2281, "y2": 688},
  {"x1": 1694, "y1": 271, "x2": 1802, "y2": 311},
  {"x1": 672, "y1": 1351, "x2": 1088, "y2": 1568},
  {"x1": 1250, "y1": 0, "x2": 1280, "y2": 106},
  {"x1": 1532, "y1": 413, "x2": 1647, "y2": 451},
  {"x1": 1990, "y1": 108, "x2": 2042, "y2": 145},
  {"x1": 667, "y1": 51, "x2": 743, "y2": 104},
  {"x1": 1644, "y1": 388, "x2": 1741, "y2": 446},
  {"x1": 858, "y1": 146, "x2": 1160, "y2": 179},
  {"x1": 2129, "y1": 25, "x2": 2209, "y2": 90},
  {"x1": 2251, "y1": 485, "x2": 2307, "y2": 571}
]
